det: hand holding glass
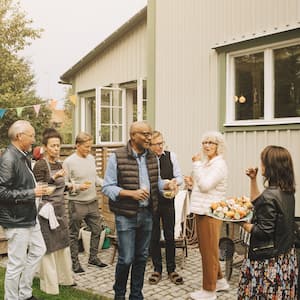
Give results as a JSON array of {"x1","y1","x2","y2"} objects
[{"x1": 35, "y1": 181, "x2": 48, "y2": 198}]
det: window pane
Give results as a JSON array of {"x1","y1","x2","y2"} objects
[
  {"x1": 101, "y1": 107, "x2": 110, "y2": 124},
  {"x1": 274, "y1": 45, "x2": 300, "y2": 118},
  {"x1": 133, "y1": 89, "x2": 137, "y2": 121},
  {"x1": 85, "y1": 97, "x2": 95, "y2": 139},
  {"x1": 234, "y1": 53, "x2": 264, "y2": 120},
  {"x1": 101, "y1": 90, "x2": 110, "y2": 106},
  {"x1": 112, "y1": 108, "x2": 122, "y2": 124},
  {"x1": 100, "y1": 125, "x2": 110, "y2": 142},
  {"x1": 143, "y1": 100, "x2": 147, "y2": 121},
  {"x1": 112, "y1": 126, "x2": 122, "y2": 142}
]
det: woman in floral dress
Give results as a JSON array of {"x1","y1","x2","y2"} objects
[{"x1": 238, "y1": 145, "x2": 298, "y2": 299}]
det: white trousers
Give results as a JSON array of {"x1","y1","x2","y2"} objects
[
  {"x1": 39, "y1": 247, "x2": 74, "y2": 295},
  {"x1": 4, "y1": 223, "x2": 46, "y2": 300}
]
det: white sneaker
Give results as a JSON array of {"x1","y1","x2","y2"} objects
[
  {"x1": 190, "y1": 290, "x2": 202, "y2": 299},
  {"x1": 216, "y1": 278, "x2": 230, "y2": 292},
  {"x1": 190, "y1": 289, "x2": 216, "y2": 300}
]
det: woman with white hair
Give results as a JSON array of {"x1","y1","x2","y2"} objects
[{"x1": 185, "y1": 131, "x2": 229, "y2": 300}]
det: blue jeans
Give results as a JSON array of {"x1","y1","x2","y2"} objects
[{"x1": 114, "y1": 208, "x2": 152, "y2": 300}]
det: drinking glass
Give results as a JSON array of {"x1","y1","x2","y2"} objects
[{"x1": 37, "y1": 181, "x2": 48, "y2": 201}]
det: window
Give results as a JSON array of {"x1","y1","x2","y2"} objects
[
  {"x1": 226, "y1": 39, "x2": 300, "y2": 126},
  {"x1": 132, "y1": 79, "x2": 147, "y2": 122},
  {"x1": 96, "y1": 87, "x2": 125, "y2": 144}
]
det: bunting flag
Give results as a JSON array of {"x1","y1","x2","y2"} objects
[
  {"x1": 33, "y1": 104, "x2": 41, "y2": 116},
  {"x1": 16, "y1": 107, "x2": 24, "y2": 117},
  {"x1": 69, "y1": 95, "x2": 77, "y2": 105},
  {"x1": 0, "y1": 98, "x2": 65, "y2": 121},
  {"x1": 0, "y1": 109, "x2": 6, "y2": 119}
]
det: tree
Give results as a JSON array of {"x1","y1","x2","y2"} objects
[
  {"x1": 0, "y1": 0, "x2": 51, "y2": 148},
  {"x1": 59, "y1": 87, "x2": 73, "y2": 144}
]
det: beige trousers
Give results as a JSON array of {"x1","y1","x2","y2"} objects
[
  {"x1": 39, "y1": 247, "x2": 74, "y2": 295},
  {"x1": 195, "y1": 215, "x2": 223, "y2": 291}
]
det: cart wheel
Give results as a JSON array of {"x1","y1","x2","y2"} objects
[{"x1": 225, "y1": 258, "x2": 233, "y2": 281}]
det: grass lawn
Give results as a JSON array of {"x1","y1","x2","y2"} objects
[{"x1": 0, "y1": 267, "x2": 111, "y2": 300}]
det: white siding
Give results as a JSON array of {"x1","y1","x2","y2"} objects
[
  {"x1": 73, "y1": 19, "x2": 147, "y2": 92},
  {"x1": 154, "y1": 0, "x2": 300, "y2": 213}
]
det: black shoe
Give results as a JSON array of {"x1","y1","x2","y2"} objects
[
  {"x1": 60, "y1": 282, "x2": 77, "y2": 287},
  {"x1": 25, "y1": 296, "x2": 39, "y2": 300},
  {"x1": 73, "y1": 264, "x2": 85, "y2": 273},
  {"x1": 88, "y1": 257, "x2": 108, "y2": 268}
]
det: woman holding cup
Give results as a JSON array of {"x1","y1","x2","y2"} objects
[
  {"x1": 33, "y1": 128, "x2": 75, "y2": 294},
  {"x1": 186, "y1": 131, "x2": 229, "y2": 300}
]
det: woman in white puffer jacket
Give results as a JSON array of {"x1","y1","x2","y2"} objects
[{"x1": 186, "y1": 131, "x2": 229, "y2": 300}]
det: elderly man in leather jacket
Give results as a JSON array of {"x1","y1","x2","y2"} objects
[{"x1": 0, "y1": 120, "x2": 47, "y2": 300}]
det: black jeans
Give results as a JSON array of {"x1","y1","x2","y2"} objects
[{"x1": 150, "y1": 202, "x2": 175, "y2": 274}]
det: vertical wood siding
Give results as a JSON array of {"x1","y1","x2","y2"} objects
[
  {"x1": 154, "y1": 0, "x2": 300, "y2": 213},
  {"x1": 73, "y1": 19, "x2": 147, "y2": 92}
]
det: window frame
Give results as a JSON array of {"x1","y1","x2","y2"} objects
[
  {"x1": 225, "y1": 37, "x2": 300, "y2": 127},
  {"x1": 95, "y1": 87, "x2": 126, "y2": 145}
]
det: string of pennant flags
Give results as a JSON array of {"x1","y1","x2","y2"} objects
[{"x1": 0, "y1": 95, "x2": 77, "y2": 120}]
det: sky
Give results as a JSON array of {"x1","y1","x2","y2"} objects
[{"x1": 19, "y1": 0, "x2": 147, "y2": 108}]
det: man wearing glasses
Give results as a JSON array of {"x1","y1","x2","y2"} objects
[
  {"x1": 0, "y1": 120, "x2": 47, "y2": 300},
  {"x1": 102, "y1": 121, "x2": 177, "y2": 300},
  {"x1": 148, "y1": 131, "x2": 183, "y2": 286}
]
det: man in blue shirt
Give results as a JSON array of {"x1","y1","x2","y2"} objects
[{"x1": 102, "y1": 121, "x2": 177, "y2": 300}]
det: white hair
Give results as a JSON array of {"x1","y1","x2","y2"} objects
[
  {"x1": 201, "y1": 131, "x2": 226, "y2": 156},
  {"x1": 8, "y1": 120, "x2": 32, "y2": 141}
]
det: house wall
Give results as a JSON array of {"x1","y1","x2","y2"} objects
[
  {"x1": 72, "y1": 19, "x2": 147, "y2": 92},
  {"x1": 152, "y1": 0, "x2": 300, "y2": 213}
]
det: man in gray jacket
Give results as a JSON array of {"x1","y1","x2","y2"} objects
[{"x1": 0, "y1": 120, "x2": 46, "y2": 300}]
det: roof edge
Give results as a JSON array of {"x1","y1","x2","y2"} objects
[{"x1": 60, "y1": 6, "x2": 147, "y2": 82}]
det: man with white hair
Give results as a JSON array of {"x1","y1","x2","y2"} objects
[{"x1": 0, "y1": 120, "x2": 47, "y2": 300}]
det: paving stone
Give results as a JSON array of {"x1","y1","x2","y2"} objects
[{"x1": 0, "y1": 239, "x2": 243, "y2": 299}]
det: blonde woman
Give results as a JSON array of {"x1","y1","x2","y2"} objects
[{"x1": 186, "y1": 131, "x2": 229, "y2": 300}]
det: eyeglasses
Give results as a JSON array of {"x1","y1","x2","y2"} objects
[
  {"x1": 151, "y1": 141, "x2": 165, "y2": 147},
  {"x1": 135, "y1": 131, "x2": 152, "y2": 138},
  {"x1": 202, "y1": 141, "x2": 217, "y2": 146}
]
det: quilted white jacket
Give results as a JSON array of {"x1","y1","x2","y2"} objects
[{"x1": 190, "y1": 155, "x2": 227, "y2": 215}]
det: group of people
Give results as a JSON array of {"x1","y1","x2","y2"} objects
[
  {"x1": 0, "y1": 119, "x2": 298, "y2": 300},
  {"x1": 102, "y1": 120, "x2": 298, "y2": 300},
  {"x1": 0, "y1": 120, "x2": 107, "y2": 300}
]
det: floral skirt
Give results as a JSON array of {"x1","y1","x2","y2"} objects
[{"x1": 237, "y1": 248, "x2": 298, "y2": 300}]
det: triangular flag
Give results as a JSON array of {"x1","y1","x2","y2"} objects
[
  {"x1": 33, "y1": 104, "x2": 41, "y2": 116},
  {"x1": 16, "y1": 107, "x2": 24, "y2": 117},
  {"x1": 69, "y1": 95, "x2": 77, "y2": 105},
  {"x1": 0, "y1": 109, "x2": 7, "y2": 119}
]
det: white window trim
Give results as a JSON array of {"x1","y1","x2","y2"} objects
[
  {"x1": 80, "y1": 96, "x2": 85, "y2": 131},
  {"x1": 225, "y1": 37, "x2": 300, "y2": 127},
  {"x1": 96, "y1": 87, "x2": 126, "y2": 145}
]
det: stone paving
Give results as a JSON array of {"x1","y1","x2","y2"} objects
[
  {"x1": 73, "y1": 244, "x2": 242, "y2": 300},
  {"x1": 0, "y1": 238, "x2": 243, "y2": 299}
]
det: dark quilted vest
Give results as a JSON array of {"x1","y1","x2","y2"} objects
[
  {"x1": 159, "y1": 151, "x2": 175, "y2": 205},
  {"x1": 109, "y1": 142, "x2": 159, "y2": 217}
]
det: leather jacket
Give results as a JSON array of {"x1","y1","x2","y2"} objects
[
  {"x1": 248, "y1": 187, "x2": 295, "y2": 260},
  {"x1": 0, "y1": 144, "x2": 37, "y2": 228}
]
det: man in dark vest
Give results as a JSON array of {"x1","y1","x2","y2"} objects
[
  {"x1": 102, "y1": 121, "x2": 177, "y2": 300},
  {"x1": 148, "y1": 131, "x2": 184, "y2": 285}
]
